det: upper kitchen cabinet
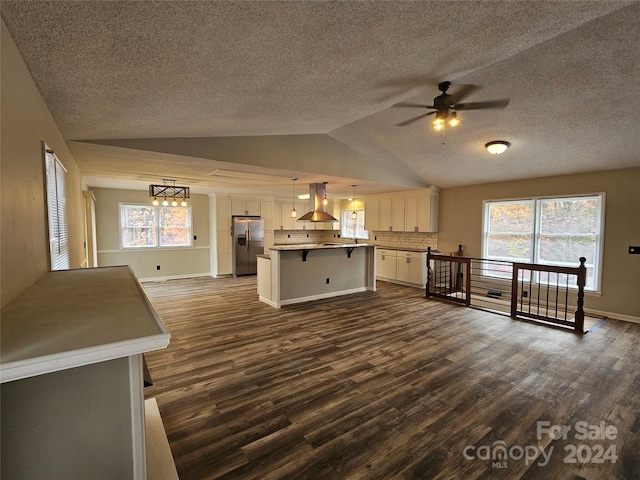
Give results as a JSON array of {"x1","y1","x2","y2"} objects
[
  {"x1": 231, "y1": 199, "x2": 261, "y2": 216},
  {"x1": 391, "y1": 198, "x2": 405, "y2": 232},
  {"x1": 260, "y1": 201, "x2": 274, "y2": 230},
  {"x1": 215, "y1": 197, "x2": 232, "y2": 230},
  {"x1": 364, "y1": 188, "x2": 439, "y2": 233},
  {"x1": 379, "y1": 198, "x2": 392, "y2": 231},
  {"x1": 364, "y1": 199, "x2": 380, "y2": 231},
  {"x1": 405, "y1": 193, "x2": 439, "y2": 233}
]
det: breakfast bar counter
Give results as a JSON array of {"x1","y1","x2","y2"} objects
[{"x1": 257, "y1": 243, "x2": 376, "y2": 308}]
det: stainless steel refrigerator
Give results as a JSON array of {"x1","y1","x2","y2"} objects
[{"x1": 232, "y1": 216, "x2": 264, "y2": 276}]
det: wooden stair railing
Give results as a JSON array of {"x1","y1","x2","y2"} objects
[{"x1": 426, "y1": 248, "x2": 587, "y2": 333}]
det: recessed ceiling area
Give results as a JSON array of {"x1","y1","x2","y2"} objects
[{"x1": 2, "y1": 0, "x2": 638, "y2": 198}]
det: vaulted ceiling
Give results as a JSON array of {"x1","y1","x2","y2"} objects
[{"x1": 2, "y1": 1, "x2": 639, "y2": 198}]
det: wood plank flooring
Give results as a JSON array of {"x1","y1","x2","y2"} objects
[{"x1": 142, "y1": 276, "x2": 640, "y2": 479}]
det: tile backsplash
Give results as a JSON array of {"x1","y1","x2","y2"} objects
[{"x1": 274, "y1": 230, "x2": 438, "y2": 251}]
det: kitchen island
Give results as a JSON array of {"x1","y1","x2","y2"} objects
[{"x1": 257, "y1": 243, "x2": 376, "y2": 308}]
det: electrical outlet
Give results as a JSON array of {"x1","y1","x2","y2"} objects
[
  {"x1": 156, "y1": 265, "x2": 160, "y2": 270},
  {"x1": 193, "y1": 235, "x2": 197, "y2": 240},
  {"x1": 326, "y1": 278, "x2": 330, "y2": 284}
]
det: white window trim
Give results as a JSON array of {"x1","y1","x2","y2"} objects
[
  {"x1": 119, "y1": 203, "x2": 193, "y2": 250},
  {"x1": 482, "y1": 193, "x2": 605, "y2": 293},
  {"x1": 341, "y1": 209, "x2": 369, "y2": 240}
]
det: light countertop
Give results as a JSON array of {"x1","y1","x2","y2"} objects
[{"x1": 270, "y1": 243, "x2": 374, "y2": 251}]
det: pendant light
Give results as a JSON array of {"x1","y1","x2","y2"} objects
[
  {"x1": 350, "y1": 185, "x2": 358, "y2": 220},
  {"x1": 290, "y1": 178, "x2": 298, "y2": 218},
  {"x1": 322, "y1": 181, "x2": 329, "y2": 206}
]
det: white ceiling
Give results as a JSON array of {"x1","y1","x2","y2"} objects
[{"x1": 2, "y1": 1, "x2": 639, "y2": 199}]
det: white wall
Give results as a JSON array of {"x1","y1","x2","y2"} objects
[
  {"x1": 1, "y1": 19, "x2": 86, "y2": 308},
  {"x1": 92, "y1": 187, "x2": 210, "y2": 280}
]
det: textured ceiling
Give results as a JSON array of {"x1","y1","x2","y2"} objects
[{"x1": 2, "y1": 1, "x2": 639, "y2": 197}]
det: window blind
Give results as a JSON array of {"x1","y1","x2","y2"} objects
[{"x1": 45, "y1": 148, "x2": 69, "y2": 270}]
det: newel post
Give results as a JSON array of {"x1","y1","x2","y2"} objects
[
  {"x1": 425, "y1": 247, "x2": 432, "y2": 298},
  {"x1": 575, "y1": 257, "x2": 587, "y2": 333}
]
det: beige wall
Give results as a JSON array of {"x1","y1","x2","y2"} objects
[
  {"x1": 1, "y1": 20, "x2": 86, "y2": 308},
  {"x1": 92, "y1": 187, "x2": 210, "y2": 279},
  {"x1": 438, "y1": 167, "x2": 640, "y2": 320}
]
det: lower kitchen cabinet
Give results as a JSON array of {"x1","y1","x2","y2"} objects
[
  {"x1": 376, "y1": 249, "x2": 397, "y2": 280},
  {"x1": 396, "y1": 251, "x2": 426, "y2": 285},
  {"x1": 376, "y1": 249, "x2": 427, "y2": 288}
]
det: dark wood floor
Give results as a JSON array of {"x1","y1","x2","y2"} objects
[{"x1": 142, "y1": 276, "x2": 640, "y2": 480}]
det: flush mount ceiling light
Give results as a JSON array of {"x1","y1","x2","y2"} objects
[
  {"x1": 485, "y1": 140, "x2": 510, "y2": 155},
  {"x1": 149, "y1": 179, "x2": 190, "y2": 206}
]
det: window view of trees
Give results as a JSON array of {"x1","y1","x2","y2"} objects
[
  {"x1": 341, "y1": 210, "x2": 368, "y2": 239},
  {"x1": 122, "y1": 206, "x2": 157, "y2": 247},
  {"x1": 121, "y1": 205, "x2": 191, "y2": 248},
  {"x1": 486, "y1": 201, "x2": 534, "y2": 262},
  {"x1": 159, "y1": 207, "x2": 191, "y2": 246},
  {"x1": 484, "y1": 195, "x2": 602, "y2": 290}
]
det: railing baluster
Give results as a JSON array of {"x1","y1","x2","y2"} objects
[
  {"x1": 575, "y1": 258, "x2": 586, "y2": 333},
  {"x1": 545, "y1": 272, "x2": 550, "y2": 318},
  {"x1": 426, "y1": 252, "x2": 586, "y2": 333}
]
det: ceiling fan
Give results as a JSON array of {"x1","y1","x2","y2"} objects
[{"x1": 394, "y1": 81, "x2": 509, "y2": 131}]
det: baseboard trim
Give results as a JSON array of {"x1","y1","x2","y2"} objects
[
  {"x1": 279, "y1": 287, "x2": 368, "y2": 307},
  {"x1": 584, "y1": 308, "x2": 640, "y2": 324},
  {"x1": 139, "y1": 273, "x2": 212, "y2": 283}
]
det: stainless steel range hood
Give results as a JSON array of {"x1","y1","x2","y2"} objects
[{"x1": 297, "y1": 183, "x2": 338, "y2": 222}]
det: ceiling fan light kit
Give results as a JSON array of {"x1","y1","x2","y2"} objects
[
  {"x1": 395, "y1": 81, "x2": 509, "y2": 134},
  {"x1": 485, "y1": 140, "x2": 510, "y2": 155}
]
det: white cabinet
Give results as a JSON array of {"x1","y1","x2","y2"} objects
[
  {"x1": 396, "y1": 251, "x2": 426, "y2": 285},
  {"x1": 273, "y1": 202, "x2": 283, "y2": 230},
  {"x1": 376, "y1": 249, "x2": 427, "y2": 287},
  {"x1": 405, "y1": 194, "x2": 438, "y2": 233},
  {"x1": 364, "y1": 199, "x2": 379, "y2": 231},
  {"x1": 391, "y1": 198, "x2": 405, "y2": 232},
  {"x1": 260, "y1": 201, "x2": 274, "y2": 230},
  {"x1": 365, "y1": 189, "x2": 438, "y2": 233},
  {"x1": 216, "y1": 197, "x2": 232, "y2": 230},
  {"x1": 376, "y1": 249, "x2": 397, "y2": 280},
  {"x1": 367, "y1": 197, "x2": 402, "y2": 232},
  {"x1": 214, "y1": 197, "x2": 232, "y2": 276},
  {"x1": 216, "y1": 230, "x2": 232, "y2": 275},
  {"x1": 264, "y1": 230, "x2": 274, "y2": 251},
  {"x1": 231, "y1": 199, "x2": 260, "y2": 216},
  {"x1": 379, "y1": 198, "x2": 392, "y2": 231}
]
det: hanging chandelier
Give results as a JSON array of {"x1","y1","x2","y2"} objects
[{"x1": 149, "y1": 179, "x2": 190, "y2": 207}]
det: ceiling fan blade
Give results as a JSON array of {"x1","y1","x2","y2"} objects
[
  {"x1": 454, "y1": 99, "x2": 510, "y2": 110},
  {"x1": 392, "y1": 102, "x2": 435, "y2": 109},
  {"x1": 395, "y1": 112, "x2": 435, "y2": 127},
  {"x1": 449, "y1": 84, "x2": 480, "y2": 104}
]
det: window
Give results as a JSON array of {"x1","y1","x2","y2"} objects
[
  {"x1": 120, "y1": 204, "x2": 192, "y2": 248},
  {"x1": 341, "y1": 210, "x2": 369, "y2": 240},
  {"x1": 483, "y1": 195, "x2": 603, "y2": 291},
  {"x1": 44, "y1": 147, "x2": 69, "y2": 270}
]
